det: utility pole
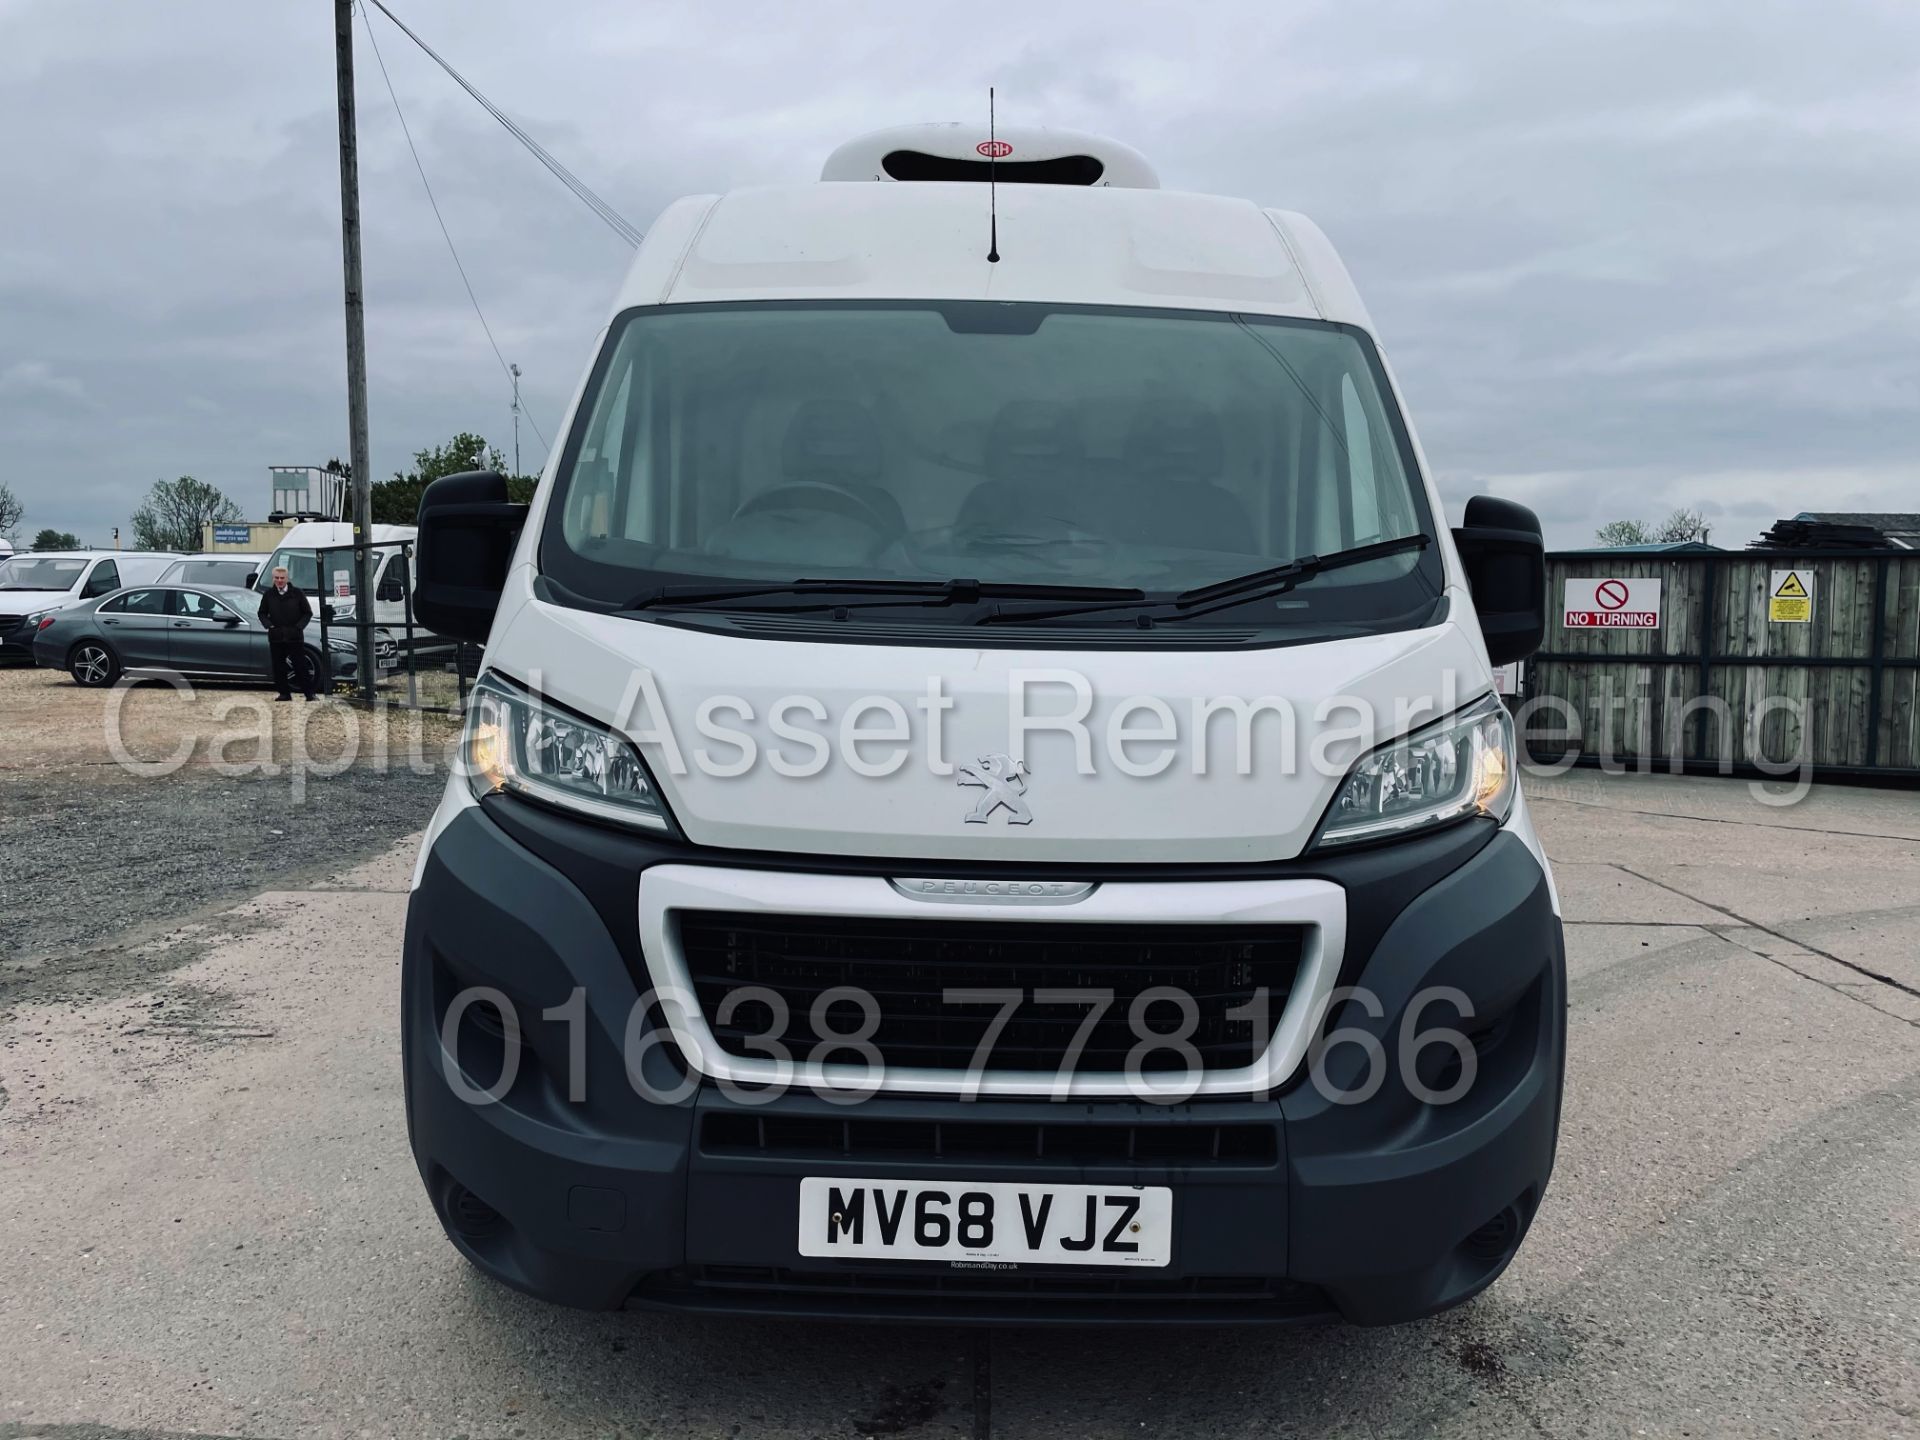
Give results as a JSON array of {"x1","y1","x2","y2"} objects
[
  {"x1": 510, "y1": 363, "x2": 522, "y2": 476},
  {"x1": 334, "y1": 0, "x2": 377, "y2": 703}
]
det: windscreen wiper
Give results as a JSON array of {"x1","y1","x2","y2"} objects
[
  {"x1": 982, "y1": 534, "x2": 1432, "y2": 626},
  {"x1": 625, "y1": 576, "x2": 1145, "y2": 613},
  {"x1": 1170, "y1": 534, "x2": 1431, "y2": 605}
]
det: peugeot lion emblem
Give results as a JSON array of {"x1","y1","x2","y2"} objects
[{"x1": 957, "y1": 753, "x2": 1032, "y2": 825}]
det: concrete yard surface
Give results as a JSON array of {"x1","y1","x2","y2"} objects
[{"x1": 1, "y1": 772, "x2": 1916, "y2": 1438}]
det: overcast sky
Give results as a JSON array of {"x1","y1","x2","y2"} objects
[{"x1": 2, "y1": 0, "x2": 1914, "y2": 550}]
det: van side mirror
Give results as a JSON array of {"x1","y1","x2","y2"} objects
[
  {"x1": 1452, "y1": 496, "x2": 1546, "y2": 665},
  {"x1": 243, "y1": 571, "x2": 259, "y2": 588},
  {"x1": 414, "y1": 470, "x2": 527, "y2": 643}
]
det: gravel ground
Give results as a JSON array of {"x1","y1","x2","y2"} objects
[
  {"x1": 0, "y1": 765, "x2": 448, "y2": 997},
  {"x1": 0, "y1": 666, "x2": 453, "y2": 1002}
]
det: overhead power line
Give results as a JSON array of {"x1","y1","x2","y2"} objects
[
  {"x1": 360, "y1": 0, "x2": 643, "y2": 249},
  {"x1": 357, "y1": 3, "x2": 548, "y2": 456}
]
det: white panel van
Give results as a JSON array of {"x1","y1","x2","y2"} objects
[
  {"x1": 0, "y1": 550, "x2": 181, "y2": 663},
  {"x1": 399, "y1": 125, "x2": 1561, "y2": 1325}
]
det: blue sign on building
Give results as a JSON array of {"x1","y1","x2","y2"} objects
[{"x1": 213, "y1": 525, "x2": 251, "y2": 545}]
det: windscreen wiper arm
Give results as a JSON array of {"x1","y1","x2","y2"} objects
[
  {"x1": 625, "y1": 576, "x2": 1145, "y2": 612},
  {"x1": 1170, "y1": 534, "x2": 1431, "y2": 605},
  {"x1": 982, "y1": 534, "x2": 1431, "y2": 625}
]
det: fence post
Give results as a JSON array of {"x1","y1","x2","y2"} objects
[
  {"x1": 314, "y1": 550, "x2": 330, "y2": 690},
  {"x1": 1865, "y1": 555, "x2": 1889, "y2": 768},
  {"x1": 400, "y1": 539, "x2": 419, "y2": 711},
  {"x1": 1692, "y1": 553, "x2": 1718, "y2": 764}
]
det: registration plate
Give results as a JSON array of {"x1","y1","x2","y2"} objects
[{"x1": 797, "y1": 1178, "x2": 1172, "y2": 1267}]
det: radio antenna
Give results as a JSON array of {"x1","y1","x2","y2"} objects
[{"x1": 986, "y1": 86, "x2": 1000, "y2": 263}]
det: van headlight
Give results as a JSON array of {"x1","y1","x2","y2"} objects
[
  {"x1": 1312, "y1": 695, "x2": 1515, "y2": 850},
  {"x1": 462, "y1": 672, "x2": 671, "y2": 831}
]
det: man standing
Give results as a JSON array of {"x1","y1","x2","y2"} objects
[{"x1": 257, "y1": 565, "x2": 318, "y2": 701}]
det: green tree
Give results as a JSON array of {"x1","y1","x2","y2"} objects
[
  {"x1": 0, "y1": 480, "x2": 23, "y2": 538},
  {"x1": 130, "y1": 475, "x2": 244, "y2": 552},
  {"x1": 1654, "y1": 507, "x2": 1711, "y2": 544},
  {"x1": 32, "y1": 528, "x2": 81, "y2": 551},
  {"x1": 1596, "y1": 508, "x2": 1712, "y2": 547},
  {"x1": 1594, "y1": 519, "x2": 1652, "y2": 547},
  {"x1": 371, "y1": 433, "x2": 538, "y2": 525}
]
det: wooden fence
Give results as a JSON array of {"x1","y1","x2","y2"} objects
[{"x1": 1523, "y1": 550, "x2": 1920, "y2": 776}]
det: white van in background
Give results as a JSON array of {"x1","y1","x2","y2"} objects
[
  {"x1": 0, "y1": 550, "x2": 181, "y2": 663},
  {"x1": 402, "y1": 123, "x2": 1559, "y2": 1326},
  {"x1": 254, "y1": 522, "x2": 451, "y2": 674},
  {"x1": 159, "y1": 553, "x2": 270, "y2": 590},
  {"x1": 255, "y1": 521, "x2": 418, "y2": 629}
]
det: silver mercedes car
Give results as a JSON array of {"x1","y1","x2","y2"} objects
[{"x1": 29, "y1": 583, "x2": 365, "y2": 689}]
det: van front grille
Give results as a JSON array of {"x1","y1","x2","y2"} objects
[
  {"x1": 678, "y1": 912, "x2": 1305, "y2": 1074},
  {"x1": 700, "y1": 1111, "x2": 1279, "y2": 1166}
]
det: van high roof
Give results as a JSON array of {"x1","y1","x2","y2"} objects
[
  {"x1": 5, "y1": 550, "x2": 178, "y2": 562},
  {"x1": 610, "y1": 124, "x2": 1372, "y2": 329},
  {"x1": 273, "y1": 521, "x2": 416, "y2": 547}
]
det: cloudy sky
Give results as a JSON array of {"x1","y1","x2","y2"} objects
[{"x1": 2, "y1": 0, "x2": 1914, "y2": 549}]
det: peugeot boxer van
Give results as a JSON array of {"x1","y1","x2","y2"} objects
[{"x1": 402, "y1": 124, "x2": 1561, "y2": 1325}]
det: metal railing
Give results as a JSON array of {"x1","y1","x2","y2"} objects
[{"x1": 309, "y1": 538, "x2": 478, "y2": 714}]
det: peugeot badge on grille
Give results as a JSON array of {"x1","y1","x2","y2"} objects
[
  {"x1": 889, "y1": 878, "x2": 1095, "y2": 904},
  {"x1": 957, "y1": 753, "x2": 1032, "y2": 825}
]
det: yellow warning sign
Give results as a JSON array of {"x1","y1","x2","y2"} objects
[{"x1": 1769, "y1": 568, "x2": 1813, "y2": 623}]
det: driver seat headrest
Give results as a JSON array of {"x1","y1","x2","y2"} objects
[
  {"x1": 783, "y1": 399, "x2": 883, "y2": 483},
  {"x1": 1125, "y1": 398, "x2": 1225, "y2": 481},
  {"x1": 985, "y1": 400, "x2": 1083, "y2": 486}
]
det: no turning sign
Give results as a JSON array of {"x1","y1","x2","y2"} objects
[{"x1": 1564, "y1": 577, "x2": 1662, "y2": 629}]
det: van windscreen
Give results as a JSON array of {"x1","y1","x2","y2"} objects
[
  {"x1": 0, "y1": 557, "x2": 87, "y2": 591},
  {"x1": 259, "y1": 551, "x2": 323, "y2": 594},
  {"x1": 168, "y1": 560, "x2": 257, "y2": 586},
  {"x1": 541, "y1": 302, "x2": 1440, "y2": 631}
]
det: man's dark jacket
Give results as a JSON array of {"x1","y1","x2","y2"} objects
[{"x1": 257, "y1": 584, "x2": 314, "y2": 642}]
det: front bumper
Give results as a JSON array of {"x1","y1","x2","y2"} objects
[
  {"x1": 402, "y1": 792, "x2": 1565, "y2": 1325},
  {"x1": 30, "y1": 628, "x2": 69, "y2": 668},
  {"x1": 1, "y1": 619, "x2": 39, "y2": 663}
]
